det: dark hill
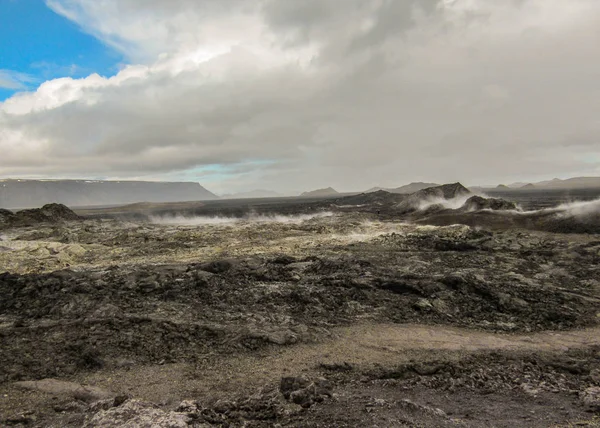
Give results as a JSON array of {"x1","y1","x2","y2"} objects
[
  {"x1": 395, "y1": 183, "x2": 471, "y2": 213},
  {"x1": 459, "y1": 195, "x2": 518, "y2": 211},
  {"x1": 391, "y1": 182, "x2": 440, "y2": 194},
  {"x1": 0, "y1": 208, "x2": 15, "y2": 226},
  {"x1": 1, "y1": 204, "x2": 81, "y2": 228},
  {"x1": 335, "y1": 190, "x2": 406, "y2": 206}
]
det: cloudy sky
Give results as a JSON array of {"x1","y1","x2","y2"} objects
[{"x1": 1, "y1": 0, "x2": 599, "y2": 194}]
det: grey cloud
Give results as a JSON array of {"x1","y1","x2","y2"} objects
[
  {"x1": 347, "y1": 0, "x2": 441, "y2": 51},
  {"x1": 2, "y1": 0, "x2": 600, "y2": 193}
]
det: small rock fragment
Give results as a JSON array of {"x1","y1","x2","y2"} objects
[
  {"x1": 84, "y1": 399, "x2": 190, "y2": 428},
  {"x1": 414, "y1": 298, "x2": 433, "y2": 311},
  {"x1": 580, "y1": 386, "x2": 600, "y2": 411},
  {"x1": 280, "y1": 376, "x2": 333, "y2": 408}
]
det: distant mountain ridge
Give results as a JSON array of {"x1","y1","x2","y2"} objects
[
  {"x1": 366, "y1": 182, "x2": 440, "y2": 194},
  {"x1": 528, "y1": 177, "x2": 600, "y2": 189},
  {"x1": 476, "y1": 176, "x2": 600, "y2": 190},
  {"x1": 0, "y1": 179, "x2": 217, "y2": 208},
  {"x1": 300, "y1": 187, "x2": 339, "y2": 197}
]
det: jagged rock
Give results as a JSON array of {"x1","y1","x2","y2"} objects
[
  {"x1": 521, "y1": 383, "x2": 540, "y2": 397},
  {"x1": 431, "y1": 298, "x2": 450, "y2": 314},
  {"x1": 460, "y1": 195, "x2": 518, "y2": 211},
  {"x1": 84, "y1": 399, "x2": 190, "y2": 428},
  {"x1": 334, "y1": 190, "x2": 406, "y2": 206},
  {"x1": 280, "y1": 377, "x2": 311, "y2": 399},
  {"x1": 53, "y1": 400, "x2": 88, "y2": 413},
  {"x1": 175, "y1": 400, "x2": 202, "y2": 413},
  {"x1": 0, "y1": 208, "x2": 15, "y2": 225},
  {"x1": 280, "y1": 377, "x2": 333, "y2": 408},
  {"x1": 289, "y1": 388, "x2": 312, "y2": 407},
  {"x1": 580, "y1": 387, "x2": 600, "y2": 411},
  {"x1": 14, "y1": 379, "x2": 115, "y2": 403},
  {"x1": 17, "y1": 203, "x2": 80, "y2": 222},
  {"x1": 200, "y1": 259, "x2": 236, "y2": 274},
  {"x1": 89, "y1": 395, "x2": 130, "y2": 413},
  {"x1": 395, "y1": 183, "x2": 471, "y2": 213},
  {"x1": 3, "y1": 204, "x2": 81, "y2": 228},
  {"x1": 414, "y1": 298, "x2": 434, "y2": 311},
  {"x1": 212, "y1": 399, "x2": 236, "y2": 413}
]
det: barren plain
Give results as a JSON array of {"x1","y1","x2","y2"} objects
[{"x1": 1, "y1": 188, "x2": 600, "y2": 427}]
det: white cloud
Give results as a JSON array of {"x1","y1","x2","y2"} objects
[
  {"x1": 0, "y1": 70, "x2": 37, "y2": 90},
  {"x1": 1, "y1": 0, "x2": 600, "y2": 194}
]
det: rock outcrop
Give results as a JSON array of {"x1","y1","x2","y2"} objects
[
  {"x1": 394, "y1": 183, "x2": 471, "y2": 213},
  {"x1": 1, "y1": 203, "x2": 80, "y2": 228},
  {"x1": 280, "y1": 376, "x2": 333, "y2": 408},
  {"x1": 459, "y1": 195, "x2": 518, "y2": 211},
  {"x1": 334, "y1": 190, "x2": 405, "y2": 206},
  {"x1": 0, "y1": 208, "x2": 15, "y2": 225},
  {"x1": 580, "y1": 386, "x2": 600, "y2": 411}
]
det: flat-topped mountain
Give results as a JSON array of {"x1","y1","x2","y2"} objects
[{"x1": 0, "y1": 179, "x2": 217, "y2": 208}]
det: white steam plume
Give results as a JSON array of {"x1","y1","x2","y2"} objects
[{"x1": 149, "y1": 211, "x2": 334, "y2": 225}]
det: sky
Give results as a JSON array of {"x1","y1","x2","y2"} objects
[
  {"x1": 0, "y1": 0, "x2": 122, "y2": 100},
  {"x1": 0, "y1": 0, "x2": 599, "y2": 194}
]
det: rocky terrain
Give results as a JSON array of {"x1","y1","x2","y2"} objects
[{"x1": 0, "y1": 186, "x2": 599, "y2": 426}]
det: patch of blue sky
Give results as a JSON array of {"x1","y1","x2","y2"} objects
[
  {"x1": 581, "y1": 154, "x2": 600, "y2": 164},
  {"x1": 171, "y1": 165, "x2": 234, "y2": 183},
  {"x1": 169, "y1": 160, "x2": 276, "y2": 183},
  {"x1": 0, "y1": 0, "x2": 123, "y2": 100}
]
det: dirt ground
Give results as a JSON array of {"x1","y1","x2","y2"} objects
[{"x1": 1, "y1": 211, "x2": 599, "y2": 426}]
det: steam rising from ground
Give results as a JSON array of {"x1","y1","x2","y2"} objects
[
  {"x1": 417, "y1": 194, "x2": 474, "y2": 211},
  {"x1": 504, "y1": 198, "x2": 600, "y2": 217},
  {"x1": 554, "y1": 198, "x2": 600, "y2": 217},
  {"x1": 150, "y1": 211, "x2": 334, "y2": 225},
  {"x1": 416, "y1": 193, "x2": 599, "y2": 219}
]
